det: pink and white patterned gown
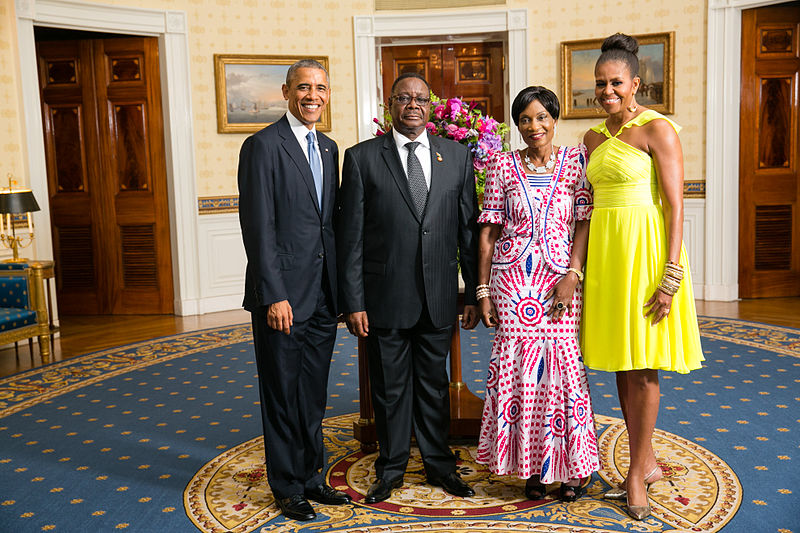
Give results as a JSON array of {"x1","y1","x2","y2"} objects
[{"x1": 476, "y1": 147, "x2": 600, "y2": 483}]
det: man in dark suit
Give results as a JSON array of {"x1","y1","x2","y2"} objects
[
  {"x1": 337, "y1": 72, "x2": 480, "y2": 504},
  {"x1": 238, "y1": 59, "x2": 350, "y2": 522}
]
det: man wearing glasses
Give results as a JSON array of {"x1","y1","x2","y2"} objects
[{"x1": 337, "y1": 72, "x2": 480, "y2": 504}]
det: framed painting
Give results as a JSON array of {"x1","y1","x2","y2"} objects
[
  {"x1": 214, "y1": 54, "x2": 331, "y2": 133},
  {"x1": 560, "y1": 32, "x2": 674, "y2": 119}
]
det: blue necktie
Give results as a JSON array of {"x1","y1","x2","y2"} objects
[{"x1": 306, "y1": 131, "x2": 323, "y2": 209}]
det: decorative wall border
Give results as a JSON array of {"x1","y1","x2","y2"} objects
[
  {"x1": 199, "y1": 196, "x2": 239, "y2": 215},
  {"x1": 684, "y1": 180, "x2": 706, "y2": 199},
  {"x1": 198, "y1": 182, "x2": 707, "y2": 216}
]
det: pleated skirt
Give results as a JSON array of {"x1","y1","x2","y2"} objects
[{"x1": 581, "y1": 204, "x2": 704, "y2": 373}]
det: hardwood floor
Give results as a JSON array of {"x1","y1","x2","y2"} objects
[
  {"x1": 0, "y1": 309, "x2": 249, "y2": 379},
  {"x1": 1, "y1": 298, "x2": 798, "y2": 379}
]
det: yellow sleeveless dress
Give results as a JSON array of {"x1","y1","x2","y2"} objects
[{"x1": 581, "y1": 110, "x2": 703, "y2": 373}]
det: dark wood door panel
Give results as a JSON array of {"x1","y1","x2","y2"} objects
[
  {"x1": 381, "y1": 44, "x2": 443, "y2": 104},
  {"x1": 739, "y1": 3, "x2": 800, "y2": 298},
  {"x1": 37, "y1": 36, "x2": 173, "y2": 315},
  {"x1": 380, "y1": 41, "x2": 505, "y2": 123},
  {"x1": 445, "y1": 42, "x2": 504, "y2": 120}
]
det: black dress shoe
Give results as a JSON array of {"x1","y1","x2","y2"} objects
[
  {"x1": 429, "y1": 472, "x2": 475, "y2": 498},
  {"x1": 305, "y1": 484, "x2": 352, "y2": 505},
  {"x1": 276, "y1": 494, "x2": 316, "y2": 521},
  {"x1": 364, "y1": 477, "x2": 403, "y2": 503}
]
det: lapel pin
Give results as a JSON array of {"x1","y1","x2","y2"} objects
[
  {"x1": 435, "y1": 152, "x2": 442, "y2": 162},
  {"x1": 324, "y1": 148, "x2": 329, "y2": 152}
]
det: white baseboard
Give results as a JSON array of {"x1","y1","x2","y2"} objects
[
  {"x1": 703, "y1": 283, "x2": 739, "y2": 302},
  {"x1": 197, "y1": 293, "x2": 245, "y2": 315},
  {"x1": 194, "y1": 213, "x2": 246, "y2": 315}
]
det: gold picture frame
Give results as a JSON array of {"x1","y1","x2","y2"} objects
[
  {"x1": 560, "y1": 32, "x2": 674, "y2": 119},
  {"x1": 214, "y1": 54, "x2": 331, "y2": 133}
]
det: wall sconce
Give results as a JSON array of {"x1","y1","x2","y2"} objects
[{"x1": 0, "y1": 176, "x2": 41, "y2": 263}]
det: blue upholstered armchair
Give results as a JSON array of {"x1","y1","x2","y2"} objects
[{"x1": 0, "y1": 263, "x2": 51, "y2": 363}]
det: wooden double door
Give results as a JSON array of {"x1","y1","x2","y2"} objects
[
  {"x1": 37, "y1": 36, "x2": 174, "y2": 314},
  {"x1": 739, "y1": 2, "x2": 800, "y2": 298},
  {"x1": 381, "y1": 41, "x2": 505, "y2": 119}
]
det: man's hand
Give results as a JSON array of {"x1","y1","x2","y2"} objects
[
  {"x1": 461, "y1": 305, "x2": 479, "y2": 329},
  {"x1": 346, "y1": 311, "x2": 369, "y2": 337},
  {"x1": 267, "y1": 300, "x2": 293, "y2": 334}
]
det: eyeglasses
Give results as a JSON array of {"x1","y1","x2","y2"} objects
[{"x1": 391, "y1": 94, "x2": 431, "y2": 106}]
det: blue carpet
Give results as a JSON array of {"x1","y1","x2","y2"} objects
[{"x1": 0, "y1": 318, "x2": 797, "y2": 532}]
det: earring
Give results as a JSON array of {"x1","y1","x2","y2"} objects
[
  {"x1": 627, "y1": 92, "x2": 638, "y2": 113},
  {"x1": 593, "y1": 97, "x2": 603, "y2": 114}
]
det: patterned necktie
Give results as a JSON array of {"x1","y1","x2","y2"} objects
[
  {"x1": 405, "y1": 141, "x2": 428, "y2": 217},
  {"x1": 306, "y1": 131, "x2": 323, "y2": 209}
]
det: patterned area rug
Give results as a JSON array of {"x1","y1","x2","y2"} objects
[
  {"x1": 0, "y1": 318, "x2": 798, "y2": 532},
  {"x1": 186, "y1": 412, "x2": 742, "y2": 532}
]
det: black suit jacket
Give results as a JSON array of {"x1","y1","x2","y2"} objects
[
  {"x1": 336, "y1": 132, "x2": 478, "y2": 329},
  {"x1": 238, "y1": 114, "x2": 338, "y2": 321}
]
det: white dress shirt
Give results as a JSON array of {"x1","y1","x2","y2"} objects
[
  {"x1": 393, "y1": 129, "x2": 432, "y2": 189},
  {"x1": 286, "y1": 111, "x2": 324, "y2": 173}
]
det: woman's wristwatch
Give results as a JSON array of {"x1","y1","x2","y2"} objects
[{"x1": 566, "y1": 267, "x2": 584, "y2": 282}]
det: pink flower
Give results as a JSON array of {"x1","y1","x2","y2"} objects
[
  {"x1": 473, "y1": 158, "x2": 487, "y2": 170},
  {"x1": 446, "y1": 98, "x2": 464, "y2": 121},
  {"x1": 445, "y1": 123, "x2": 459, "y2": 137},
  {"x1": 433, "y1": 104, "x2": 445, "y2": 119},
  {"x1": 453, "y1": 127, "x2": 469, "y2": 141},
  {"x1": 480, "y1": 117, "x2": 498, "y2": 134},
  {"x1": 426, "y1": 122, "x2": 437, "y2": 134}
]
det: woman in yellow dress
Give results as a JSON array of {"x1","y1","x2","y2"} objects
[{"x1": 581, "y1": 33, "x2": 704, "y2": 521}]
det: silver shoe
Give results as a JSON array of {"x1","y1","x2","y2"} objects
[
  {"x1": 603, "y1": 465, "x2": 662, "y2": 500},
  {"x1": 603, "y1": 485, "x2": 627, "y2": 500}
]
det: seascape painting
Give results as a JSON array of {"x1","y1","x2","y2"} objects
[
  {"x1": 214, "y1": 55, "x2": 330, "y2": 133},
  {"x1": 224, "y1": 63, "x2": 289, "y2": 125}
]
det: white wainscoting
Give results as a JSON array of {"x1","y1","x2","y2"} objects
[
  {"x1": 194, "y1": 200, "x2": 708, "y2": 314},
  {"x1": 196, "y1": 213, "x2": 246, "y2": 314},
  {"x1": 684, "y1": 198, "x2": 706, "y2": 296}
]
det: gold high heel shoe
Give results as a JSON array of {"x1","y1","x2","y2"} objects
[
  {"x1": 626, "y1": 500, "x2": 652, "y2": 521},
  {"x1": 603, "y1": 465, "x2": 661, "y2": 500},
  {"x1": 625, "y1": 478, "x2": 652, "y2": 521}
]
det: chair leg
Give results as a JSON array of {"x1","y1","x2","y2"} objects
[
  {"x1": 28, "y1": 338, "x2": 34, "y2": 364},
  {"x1": 14, "y1": 341, "x2": 19, "y2": 362}
]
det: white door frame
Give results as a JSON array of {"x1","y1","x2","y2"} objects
[
  {"x1": 15, "y1": 0, "x2": 201, "y2": 315},
  {"x1": 705, "y1": 0, "x2": 786, "y2": 301},
  {"x1": 353, "y1": 9, "x2": 528, "y2": 144}
]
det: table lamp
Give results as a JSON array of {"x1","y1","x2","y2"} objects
[{"x1": 0, "y1": 177, "x2": 40, "y2": 263}]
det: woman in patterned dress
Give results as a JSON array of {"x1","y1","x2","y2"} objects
[{"x1": 476, "y1": 86, "x2": 599, "y2": 501}]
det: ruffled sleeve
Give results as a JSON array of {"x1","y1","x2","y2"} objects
[
  {"x1": 573, "y1": 143, "x2": 593, "y2": 221},
  {"x1": 477, "y1": 152, "x2": 506, "y2": 225}
]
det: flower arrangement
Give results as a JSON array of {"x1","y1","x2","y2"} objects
[{"x1": 373, "y1": 92, "x2": 510, "y2": 201}]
